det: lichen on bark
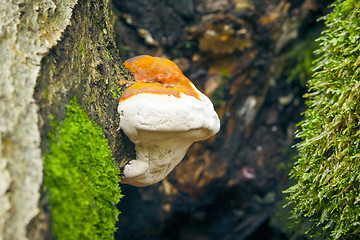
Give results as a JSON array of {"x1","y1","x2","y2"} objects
[
  {"x1": 0, "y1": 0, "x2": 134, "y2": 239},
  {"x1": 0, "y1": 1, "x2": 77, "y2": 239}
]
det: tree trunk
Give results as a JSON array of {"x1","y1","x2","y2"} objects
[{"x1": 0, "y1": 1, "x2": 132, "y2": 239}]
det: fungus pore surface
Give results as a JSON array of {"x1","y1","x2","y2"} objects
[{"x1": 118, "y1": 55, "x2": 220, "y2": 187}]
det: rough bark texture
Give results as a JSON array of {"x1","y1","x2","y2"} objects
[
  {"x1": 113, "y1": 0, "x2": 333, "y2": 239},
  {"x1": 35, "y1": 0, "x2": 135, "y2": 168},
  {"x1": 1, "y1": 1, "x2": 132, "y2": 239},
  {"x1": 0, "y1": 1, "x2": 77, "y2": 239},
  {"x1": 33, "y1": 0, "x2": 136, "y2": 237}
]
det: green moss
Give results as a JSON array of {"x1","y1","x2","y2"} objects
[
  {"x1": 44, "y1": 97, "x2": 122, "y2": 240},
  {"x1": 108, "y1": 83, "x2": 124, "y2": 100},
  {"x1": 78, "y1": 42, "x2": 85, "y2": 57},
  {"x1": 285, "y1": 1, "x2": 360, "y2": 239},
  {"x1": 44, "y1": 88, "x2": 49, "y2": 102}
]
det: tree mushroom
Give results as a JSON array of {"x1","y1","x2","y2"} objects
[{"x1": 118, "y1": 55, "x2": 220, "y2": 187}]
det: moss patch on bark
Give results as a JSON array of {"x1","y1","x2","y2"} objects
[{"x1": 44, "y1": 97, "x2": 122, "y2": 240}]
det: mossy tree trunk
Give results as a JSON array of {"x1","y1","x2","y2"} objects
[
  {"x1": 286, "y1": 1, "x2": 360, "y2": 239},
  {"x1": 0, "y1": 0, "x2": 132, "y2": 239}
]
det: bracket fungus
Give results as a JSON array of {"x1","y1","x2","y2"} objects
[{"x1": 118, "y1": 55, "x2": 220, "y2": 187}]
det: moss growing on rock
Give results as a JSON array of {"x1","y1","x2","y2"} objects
[
  {"x1": 285, "y1": 1, "x2": 360, "y2": 239},
  {"x1": 44, "y1": 98, "x2": 122, "y2": 240}
]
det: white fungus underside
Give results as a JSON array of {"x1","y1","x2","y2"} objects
[{"x1": 118, "y1": 91, "x2": 220, "y2": 187}]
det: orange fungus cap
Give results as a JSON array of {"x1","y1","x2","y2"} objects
[{"x1": 119, "y1": 55, "x2": 200, "y2": 101}]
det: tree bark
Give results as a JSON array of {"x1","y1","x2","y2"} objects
[
  {"x1": 0, "y1": 1, "x2": 132, "y2": 239},
  {"x1": 0, "y1": 1, "x2": 75, "y2": 239}
]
